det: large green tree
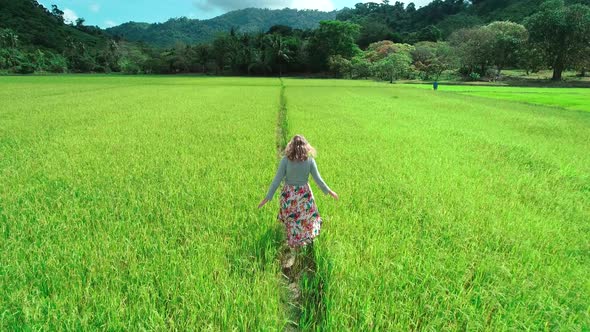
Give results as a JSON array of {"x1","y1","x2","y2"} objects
[
  {"x1": 364, "y1": 40, "x2": 414, "y2": 62},
  {"x1": 372, "y1": 52, "x2": 413, "y2": 83},
  {"x1": 358, "y1": 40, "x2": 415, "y2": 82},
  {"x1": 449, "y1": 26, "x2": 496, "y2": 76},
  {"x1": 450, "y1": 21, "x2": 528, "y2": 78},
  {"x1": 525, "y1": 0, "x2": 590, "y2": 80},
  {"x1": 307, "y1": 20, "x2": 361, "y2": 71},
  {"x1": 486, "y1": 21, "x2": 528, "y2": 76},
  {"x1": 412, "y1": 41, "x2": 458, "y2": 79}
]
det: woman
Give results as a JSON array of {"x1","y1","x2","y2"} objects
[{"x1": 258, "y1": 135, "x2": 338, "y2": 264}]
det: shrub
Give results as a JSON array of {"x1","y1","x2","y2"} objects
[
  {"x1": 15, "y1": 62, "x2": 35, "y2": 74},
  {"x1": 328, "y1": 55, "x2": 352, "y2": 78},
  {"x1": 351, "y1": 56, "x2": 371, "y2": 79},
  {"x1": 46, "y1": 53, "x2": 68, "y2": 73}
]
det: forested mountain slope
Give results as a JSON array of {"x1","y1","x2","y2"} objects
[
  {"x1": 0, "y1": 0, "x2": 109, "y2": 52},
  {"x1": 106, "y1": 8, "x2": 337, "y2": 47}
]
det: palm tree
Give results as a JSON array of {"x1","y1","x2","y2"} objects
[{"x1": 265, "y1": 34, "x2": 291, "y2": 77}]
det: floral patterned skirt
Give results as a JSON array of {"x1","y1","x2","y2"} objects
[{"x1": 278, "y1": 184, "x2": 323, "y2": 248}]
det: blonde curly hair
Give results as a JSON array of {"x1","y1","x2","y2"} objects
[{"x1": 284, "y1": 134, "x2": 316, "y2": 161}]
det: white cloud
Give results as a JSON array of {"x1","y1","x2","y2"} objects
[
  {"x1": 63, "y1": 8, "x2": 78, "y2": 24},
  {"x1": 291, "y1": 0, "x2": 334, "y2": 11},
  {"x1": 90, "y1": 3, "x2": 101, "y2": 13},
  {"x1": 105, "y1": 20, "x2": 117, "y2": 27},
  {"x1": 193, "y1": 0, "x2": 335, "y2": 12},
  {"x1": 414, "y1": 0, "x2": 432, "y2": 7}
]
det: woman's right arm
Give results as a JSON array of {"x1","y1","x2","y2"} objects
[{"x1": 264, "y1": 157, "x2": 287, "y2": 201}]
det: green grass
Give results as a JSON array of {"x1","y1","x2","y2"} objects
[
  {"x1": 406, "y1": 84, "x2": 590, "y2": 112},
  {"x1": 1, "y1": 76, "x2": 589, "y2": 330},
  {"x1": 283, "y1": 79, "x2": 590, "y2": 330},
  {"x1": 502, "y1": 69, "x2": 590, "y2": 82},
  {"x1": 0, "y1": 76, "x2": 287, "y2": 330}
]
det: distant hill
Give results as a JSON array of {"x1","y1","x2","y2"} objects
[
  {"x1": 106, "y1": 8, "x2": 337, "y2": 48},
  {"x1": 0, "y1": 0, "x2": 109, "y2": 52}
]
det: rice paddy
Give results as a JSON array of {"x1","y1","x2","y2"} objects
[
  {"x1": 1, "y1": 76, "x2": 588, "y2": 330},
  {"x1": 406, "y1": 83, "x2": 590, "y2": 112}
]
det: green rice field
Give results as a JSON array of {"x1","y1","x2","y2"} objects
[
  {"x1": 407, "y1": 83, "x2": 590, "y2": 112},
  {"x1": 1, "y1": 76, "x2": 589, "y2": 330}
]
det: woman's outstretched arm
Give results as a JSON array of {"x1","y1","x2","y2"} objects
[
  {"x1": 310, "y1": 158, "x2": 337, "y2": 200},
  {"x1": 260, "y1": 157, "x2": 287, "y2": 207}
]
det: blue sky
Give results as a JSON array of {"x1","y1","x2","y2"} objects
[{"x1": 38, "y1": 0, "x2": 432, "y2": 28}]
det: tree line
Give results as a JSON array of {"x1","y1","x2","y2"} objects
[{"x1": 1, "y1": 0, "x2": 589, "y2": 81}]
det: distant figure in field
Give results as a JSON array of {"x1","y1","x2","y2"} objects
[
  {"x1": 433, "y1": 81, "x2": 439, "y2": 91},
  {"x1": 258, "y1": 135, "x2": 338, "y2": 268}
]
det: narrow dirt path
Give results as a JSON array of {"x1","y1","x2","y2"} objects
[
  {"x1": 275, "y1": 78, "x2": 300, "y2": 331},
  {"x1": 275, "y1": 78, "x2": 325, "y2": 331}
]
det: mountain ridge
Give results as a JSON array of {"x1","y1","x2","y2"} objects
[{"x1": 106, "y1": 8, "x2": 338, "y2": 47}]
